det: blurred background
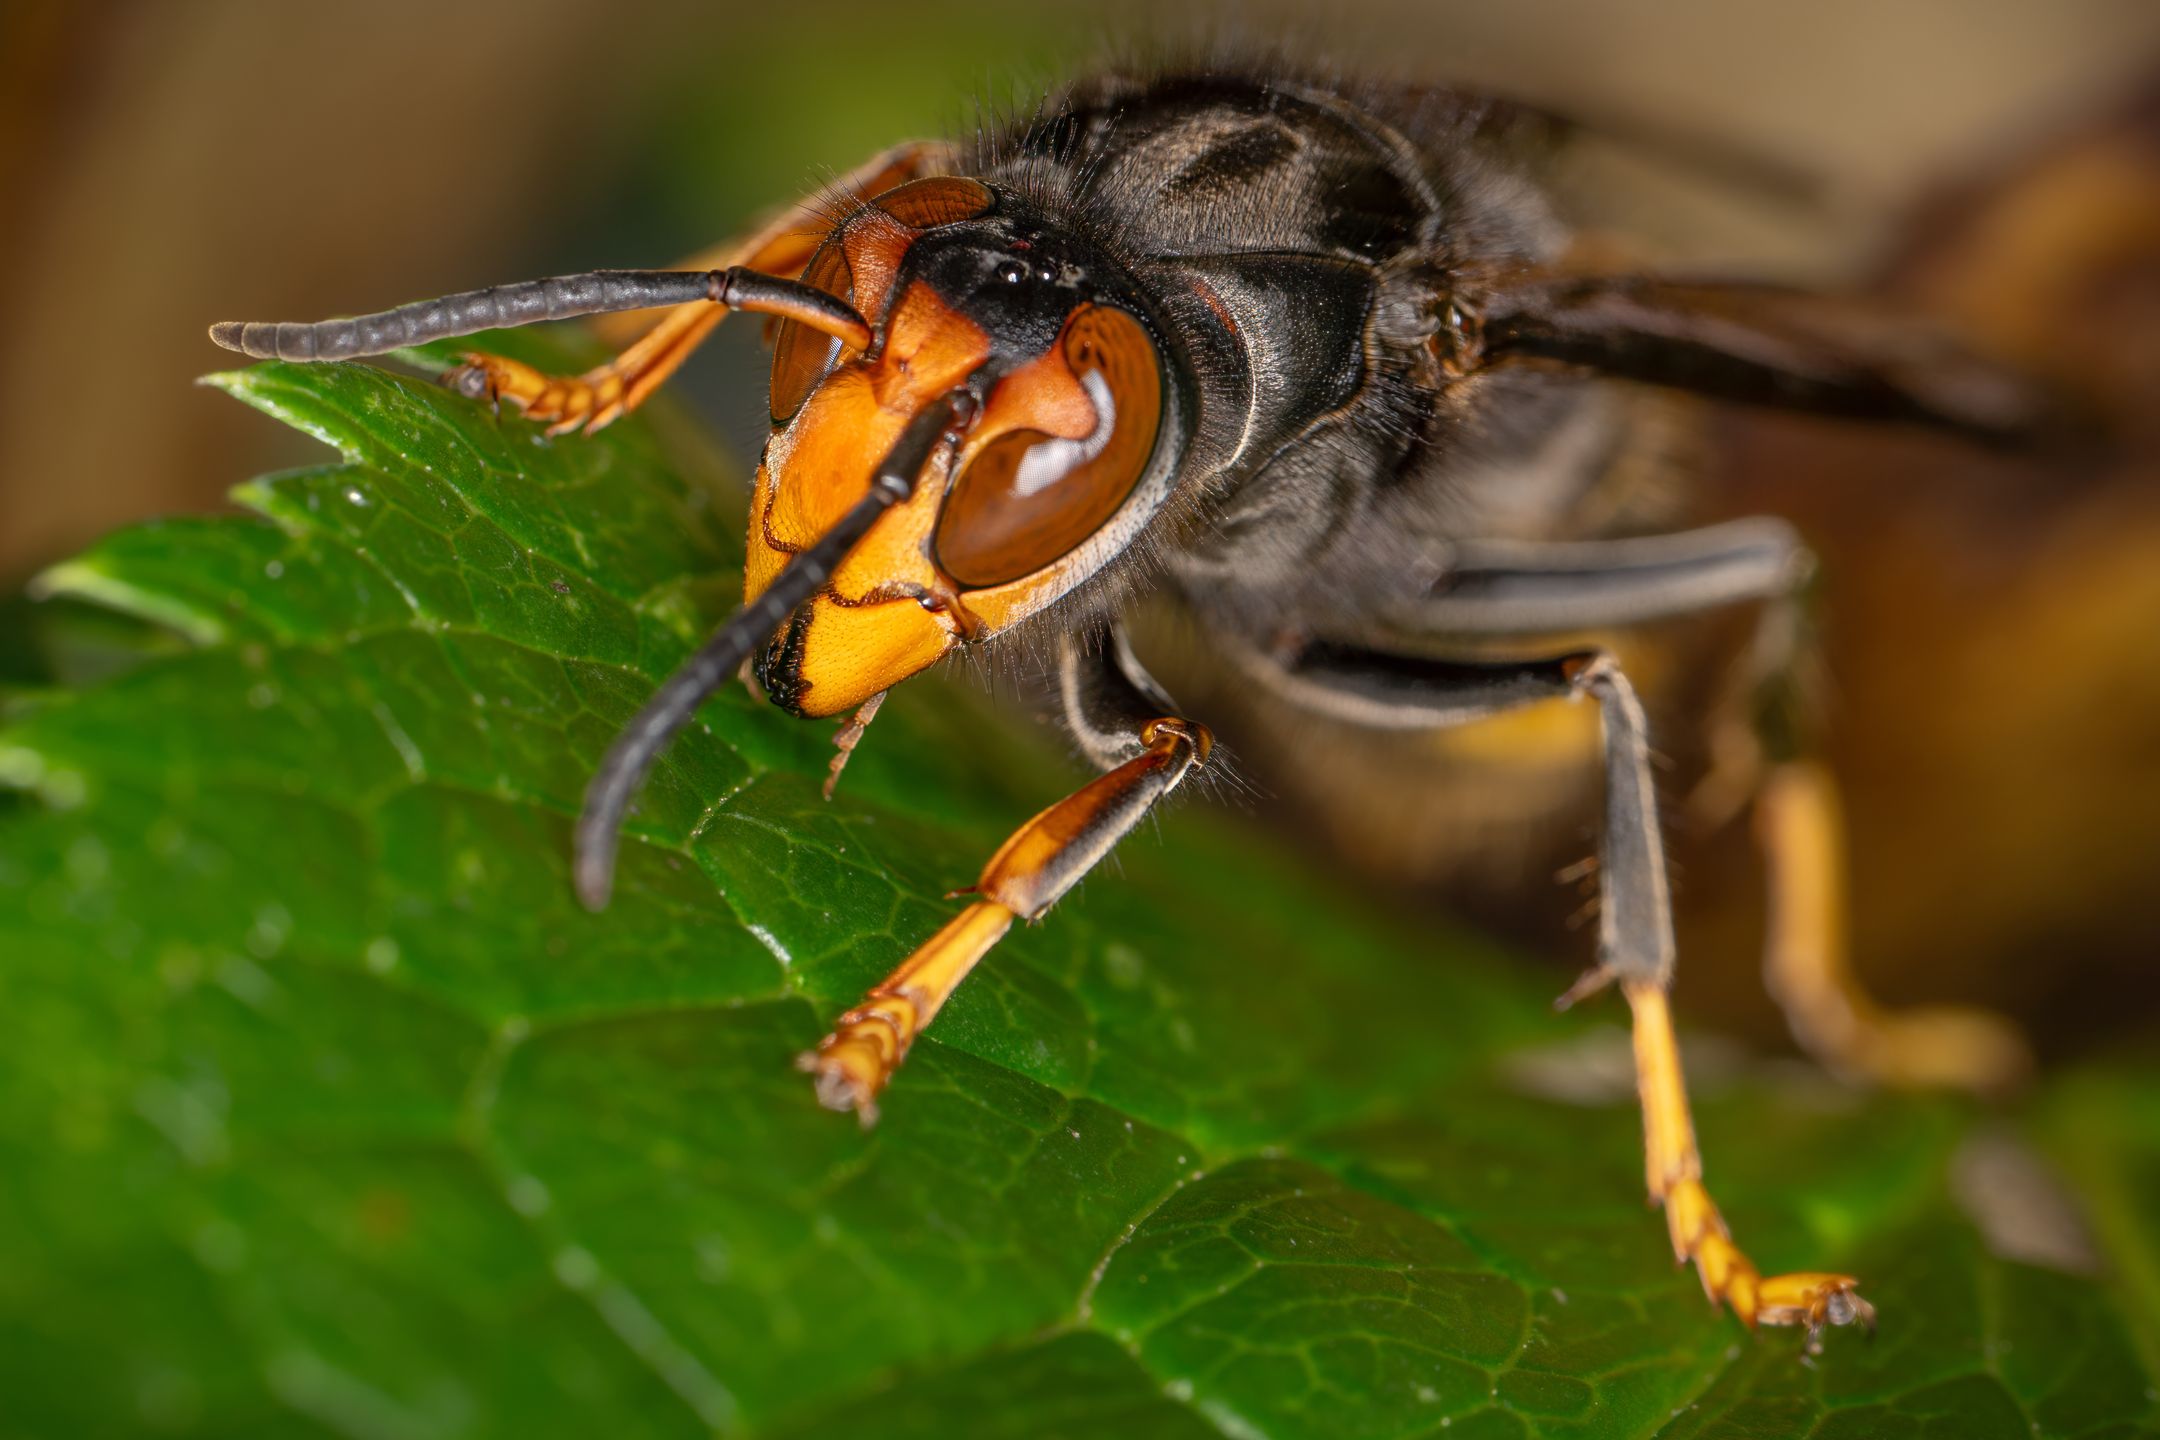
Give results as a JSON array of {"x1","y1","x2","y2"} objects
[{"x1": 3, "y1": 0, "x2": 2157, "y2": 1060}]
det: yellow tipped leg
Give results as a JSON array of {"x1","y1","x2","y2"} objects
[
  {"x1": 1626, "y1": 979, "x2": 1875, "y2": 1350},
  {"x1": 590, "y1": 139, "x2": 953, "y2": 347},
  {"x1": 447, "y1": 300, "x2": 721, "y2": 436},
  {"x1": 444, "y1": 139, "x2": 955, "y2": 434},
  {"x1": 799, "y1": 901, "x2": 1013, "y2": 1125},
  {"x1": 1758, "y1": 761, "x2": 2031, "y2": 1094},
  {"x1": 802, "y1": 719, "x2": 1207, "y2": 1123}
]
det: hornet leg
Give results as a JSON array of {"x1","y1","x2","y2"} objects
[
  {"x1": 448, "y1": 140, "x2": 951, "y2": 435},
  {"x1": 1392, "y1": 518, "x2": 2028, "y2": 1093},
  {"x1": 1571, "y1": 655, "x2": 1872, "y2": 1349},
  {"x1": 1244, "y1": 635, "x2": 1875, "y2": 1347},
  {"x1": 1756, "y1": 760, "x2": 2030, "y2": 1092},
  {"x1": 802, "y1": 624, "x2": 1208, "y2": 1123}
]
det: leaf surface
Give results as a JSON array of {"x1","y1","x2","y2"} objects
[{"x1": 3, "y1": 353, "x2": 2153, "y2": 1439}]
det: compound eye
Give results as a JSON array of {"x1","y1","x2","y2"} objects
[
  {"x1": 872, "y1": 176, "x2": 994, "y2": 228},
  {"x1": 769, "y1": 179, "x2": 995, "y2": 427},
  {"x1": 935, "y1": 305, "x2": 1163, "y2": 588},
  {"x1": 768, "y1": 231, "x2": 852, "y2": 425}
]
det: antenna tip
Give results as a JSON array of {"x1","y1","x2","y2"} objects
[
  {"x1": 208, "y1": 321, "x2": 245, "y2": 352},
  {"x1": 573, "y1": 858, "x2": 614, "y2": 913},
  {"x1": 572, "y1": 818, "x2": 617, "y2": 911}
]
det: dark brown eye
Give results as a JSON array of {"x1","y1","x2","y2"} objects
[
  {"x1": 769, "y1": 179, "x2": 994, "y2": 427},
  {"x1": 935, "y1": 305, "x2": 1163, "y2": 589},
  {"x1": 873, "y1": 176, "x2": 994, "y2": 228},
  {"x1": 768, "y1": 232, "x2": 852, "y2": 425}
]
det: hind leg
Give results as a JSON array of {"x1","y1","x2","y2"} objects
[
  {"x1": 1754, "y1": 760, "x2": 2030, "y2": 1092},
  {"x1": 1694, "y1": 584, "x2": 2030, "y2": 1092}
]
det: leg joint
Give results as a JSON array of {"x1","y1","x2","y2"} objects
[{"x1": 1140, "y1": 716, "x2": 1214, "y2": 765}]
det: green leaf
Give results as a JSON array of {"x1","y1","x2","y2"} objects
[{"x1": 3, "y1": 352, "x2": 2155, "y2": 1439}]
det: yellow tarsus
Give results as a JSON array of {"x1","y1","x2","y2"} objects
[
  {"x1": 799, "y1": 902, "x2": 1013, "y2": 1125},
  {"x1": 1625, "y1": 979, "x2": 1874, "y2": 1349}
]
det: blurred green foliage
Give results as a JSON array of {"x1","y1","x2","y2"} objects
[
  {"x1": 1, "y1": 352, "x2": 2156, "y2": 1439},
  {"x1": 566, "y1": 11, "x2": 1086, "y2": 261}
]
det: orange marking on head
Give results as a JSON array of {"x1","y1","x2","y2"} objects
[
  {"x1": 750, "y1": 184, "x2": 1169, "y2": 717},
  {"x1": 747, "y1": 281, "x2": 993, "y2": 716},
  {"x1": 841, "y1": 208, "x2": 914, "y2": 325},
  {"x1": 776, "y1": 598, "x2": 957, "y2": 716}
]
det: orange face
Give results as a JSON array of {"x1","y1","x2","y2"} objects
[{"x1": 747, "y1": 179, "x2": 1173, "y2": 717}]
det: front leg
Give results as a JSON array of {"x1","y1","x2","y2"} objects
[
  {"x1": 450, "y1": 139, "x2": 952, "y2": 434},
  {"x1": 803, "y1": 625, "x2": 1209, "y2": 1123}
]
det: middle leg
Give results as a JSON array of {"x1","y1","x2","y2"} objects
[
  {"x1": 1384, "y1": 518, "x2": 2029, "y2": 1093},
  {"x1": 1242, "y1": 634, "x2": 1875, "y2": 1346}
]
